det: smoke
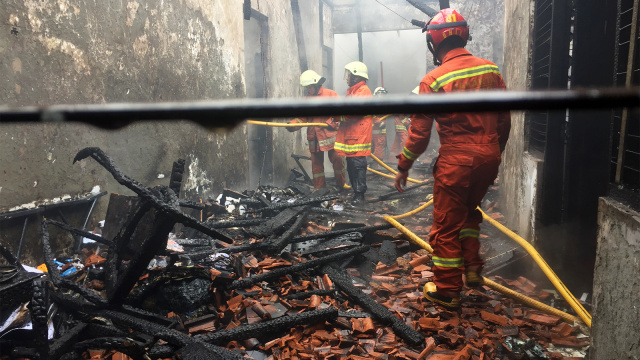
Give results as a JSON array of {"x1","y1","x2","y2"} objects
[
  {"x1": 333, "y1": 30, "x2": 427, "y2": 95},
  {"x1": 331, "y1": 0, "x2": 507, "y2": 95}
]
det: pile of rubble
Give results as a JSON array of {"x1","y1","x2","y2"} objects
[{"x1": 0, "y1": 148, "x2": 590, "y2": 360}]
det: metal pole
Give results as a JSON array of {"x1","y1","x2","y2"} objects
[
  {"x1": 75, "y1": 198, "x2": 97, "y2": 251},
  {"x1": 615, "y1": 0, "x2": 639, "y2": 184},
  {"x1": 405, "y1": 0, "x2": 438, "y2": 17},
  {"x1": 1, "y1": 88, "x2": 640, "y2": 126},
  {"x1": 291, "y1": 0, "x2": 308, "y2": 71},
  {"x1": 16, "y1": 217, "x2": 29, "y2": 261},
  {"x1": 357, "y1": 0, "x2": 363, "y2": 61}
]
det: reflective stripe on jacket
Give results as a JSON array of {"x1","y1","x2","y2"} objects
[
  {"x1": 334, "y1": 81, "x2": 372, "y2": 157},
  {"x1": 289, "y1": 86, "x2": 339, "y2": 152},
  {"x1": 372, "y1": 114, "x2": 389, "y2": 135},
  {"x1": 395, "y1": 115, "x2": 409, "y2": 132},
  {"x1": 398, "y1": 48, "x2": 511, "y2": 170}
]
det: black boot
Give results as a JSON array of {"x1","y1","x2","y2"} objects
[{"x1": 350, "y1": 192, "x2": 365, "y2": 206}]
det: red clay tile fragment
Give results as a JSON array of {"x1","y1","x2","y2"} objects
[
  {"x1": 437, "y1": 330, "x2": 463, "y2": 346},
  {"x1": 404, "y1": 348, "x2": 424, "y2": 359},
  {"x1": 497, "y1": 325, "x2": 519, "y2": 337},
  {"x1": 452, "y1": 345, "x2": 474, "y2": 360},
  {"x1": 418, "y1": 337, "x2": 436, "y2": 360},
  {"x1": 409, "y1": 254, "x2": 431, "y2": 268},
  {"x1": 515, "y1": 276, "x2": 537, "y2": 293},
  {"x1": 464, "y1": 327, "x2": 478, "y2": 340},
  {"x1": 426, "y1": 352, "x2": 456, "y2": 360},
  {"x1": 84, "y1": 254, "x2": 106, "y2": 267},
  {"x1": 351, "y1": 317, "x2": 376, "y2": 334},
  {"x1": 528, "y1": 313, "x2": 561, "y2": 326},
  {"x1": 480, "y1": 311, "x2": 509, "y2": 326},
  {"x1": 419, "y1": 317, "x2": 440, "y2": 331},
  {"x1": 551, "y1": 336, "x2": 590, "y2": 348},
  {"x1": 551, "y1": 322, "x2": 574, "y2": 337}
]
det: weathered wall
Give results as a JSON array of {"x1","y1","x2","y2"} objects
[
  {"x1": 591, "y1": 197, "x2": 640, "y2": 359},
  {"x1": 0, "y1": 0, "x2": 326, "y2": 264},
  {"x1": 452, "y1": 0, "x2": 505, "y2": 70},
  {"x1": 252, "y1": 0, "x2": 332, "y2": 185},
  {"x1": 499, "y1": 0, "x2": 534, "y2": 240}
]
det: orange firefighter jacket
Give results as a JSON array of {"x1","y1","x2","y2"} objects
[
  {"x1": 398, "y1": 48, "x2": 511, "y2": 170},
  {"x1": 372, "y1": 114, "x2": 390, "y2": 135},
  {"x1": 395, "y1": 115, "x2": 410, "y2": 132},
  {"x1": 289, "y1": 86, "x2": 339, "y2": 152},
  {"x1": 333, "y1": 81, "x2": 373, "y2": 157}
]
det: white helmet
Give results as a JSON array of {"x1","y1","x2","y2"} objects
[
  {"x1": 344, "y1": 61, "x2": 369, "y2": 80},
  {"x1": 374, "y1": 87, "x2": 388, "y2": 96},
  {"x1": 300, "y1": 70, "x2": 325, "y2": 87},
  {"x1": 412, "y1": 86, "x2": 420, "y2": 95}
]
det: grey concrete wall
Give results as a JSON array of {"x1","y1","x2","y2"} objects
[
  {"x1": 254, "y1": 0, "x2": 332, "y2": 184},
  {"x1": 591, "y1": 197, "x2": 640, "y2": 359},
  {"x1": 452, "y1": 0, "x2": 505, "y2": 70},
  {"x1": 499, "y1": 0, "x2": 535, "y2": 240},
  {"x1": 0, "y1": 0, "x2": 326, "y2": 264}
]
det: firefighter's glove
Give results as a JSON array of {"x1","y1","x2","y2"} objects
[
  {"x1": 394, "y1": 168, "x2": 409, "y2": 193},
  {"x1": 326, "y1": 118, "x2": 340, "y2": 131},
  {"x1": 287, "y1": 119, "x2": 302, "y2": 132}
]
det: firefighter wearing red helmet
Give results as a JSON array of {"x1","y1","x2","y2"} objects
[{"x1": 394, "y1": 8, "x2": 511, "y2": 309}]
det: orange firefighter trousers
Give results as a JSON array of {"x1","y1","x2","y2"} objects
[
  {"x1": 430, "y1": 153, "x2": 500, "y2": 297},
  {"x1": 372, "y1": 134, "x2": 387, "y2": 160},
  {"x1": 390, "y1": 130, "x2": 408, "y2": 162},
  {"x1": 311, "y1": 149, "x2": 345, "y2": 189}
]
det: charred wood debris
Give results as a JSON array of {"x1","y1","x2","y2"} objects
[{"x1": 0, "y1": 148, "x2": 590, "y2": 360}]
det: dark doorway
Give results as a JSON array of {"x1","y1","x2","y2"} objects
[{"x1": 244, "y1": 10, "x2": 273, "y2": 189}]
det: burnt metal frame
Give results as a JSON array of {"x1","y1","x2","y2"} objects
[
  {"x1": 0, "y1": 191, "x2": 107, "y2": 259},
  {"x1": 291, "y1": 153, "x2": 313, "y2": 184}
]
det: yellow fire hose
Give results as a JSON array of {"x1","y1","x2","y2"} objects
[
  {"x1": 391, "y1": 198, "x2": 433, "y2": 220},
  {"x1": 247, "y1": 120, "x2": 329, "y2": 127},
  {"x1": 369, "y1": 154, "x2": 426, "y2": 184},
  {"x1": 372, "y1": 154, "x2": 590, "y2": 326},
  {"x1": 480, "y1": 209, "x2": 592, "y2": 327},
  {"x1": 247, "y1": 121, "x2": 428, "y2": 185},
  {"x1": 375, "y1": 114, "x2": 393, "y2": 122},
  {"x1": 384, "y1": 215, "x2": 581, "y2": 325}
]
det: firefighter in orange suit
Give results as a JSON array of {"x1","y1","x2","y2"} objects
[
  {"x1": 394, "y1": 9, "x2": 511, "y2": 309},
  {"x1": 389, "y1": 113, "x2": 410, "y2": 163},
  {"x1": 331, "y1": 61, "x2": 372, "y2": 206},
  {"x1": 288, "y1": 70, "x2": 346, "y2": 190},
  {"x1": 371, "y1": 87, "x2": 389, "y2": 162}
]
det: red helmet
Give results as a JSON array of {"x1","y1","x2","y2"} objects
[{"x1": 424, "y1": 8, "x2": 469, "y2": 56}]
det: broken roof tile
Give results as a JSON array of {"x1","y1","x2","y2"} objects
[
  {"x1": 528, "y1": 313, "x2": 561, "y2": 326},
  {"x1": 480, "y1": 311, "x2": 510, "y2": 326}
]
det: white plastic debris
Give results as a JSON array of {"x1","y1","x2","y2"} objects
[{"x1": 166, "y1": 239, "x2": 184, "y2": 252}]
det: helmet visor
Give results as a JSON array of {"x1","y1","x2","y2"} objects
[{"x1": 344, "y1": 69, "x2": 351, "y2": 80}]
